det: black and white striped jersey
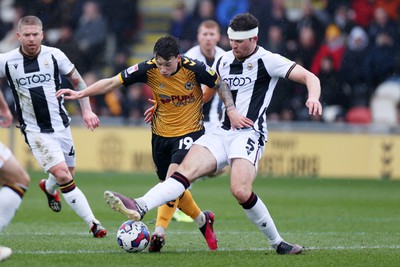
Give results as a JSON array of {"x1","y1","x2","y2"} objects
[
  {"x1": 185, "y1": 45, "x2": 225, "y2": 124},
  {"x1": 0, "y1": 45, "x2": 74, "y2": 133},
  {"x1": 215, "y1": 46, "x2": 296, "y2": 139}
]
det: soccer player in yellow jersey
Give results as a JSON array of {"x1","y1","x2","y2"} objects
[{"x1": 57, "y1": 35, "x2": 246, "y2": 252}]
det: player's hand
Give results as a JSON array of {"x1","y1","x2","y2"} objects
[
  {"x1": 144, "y1": 99, "x2": 156, "y2": 124},
  {"x1": 306, "y1": 97, "x2": 323, "y2": 116},
  {"x1": 82, "y1": 110, "x2": 100, "y2": 131},
  {"x1": 226, "y1": 108, "x2": 253, "y2": 130},
  {"x1": 56, "y1": 89, "x2": 81, "y2": 100},
  {"x1": 0, "y1": 109, "x2": 13, "y2": 128}
]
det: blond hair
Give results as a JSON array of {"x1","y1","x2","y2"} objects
[{"x1": 18, "y1": 16, "x2": 43, "y2": 31}]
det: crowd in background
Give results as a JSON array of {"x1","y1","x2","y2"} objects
[{"x1": 1, "y1": 0, "x2": 400, "y2": 125}]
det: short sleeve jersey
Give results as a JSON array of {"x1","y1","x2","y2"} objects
[
  {"x1": 119, "y1": 56, "x2": 219, "y2": 137},
  {"x1": 0, "y1": 45, "x2": 74, "y2": 133},
  {"x1": 215, "y1": 46, "x2": 296, "y2": 139}
]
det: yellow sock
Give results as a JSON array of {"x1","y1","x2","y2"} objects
[
  {"x1": 178, "y1": 189, "x2": 201, "y2": 219},
  {"x1": 155, "y1": 199, "x2": 179, "y2": 230}
]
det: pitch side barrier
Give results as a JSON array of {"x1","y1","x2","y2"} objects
[{"x1": 2, "y1": 120, "x2": 400, "y2": 180}]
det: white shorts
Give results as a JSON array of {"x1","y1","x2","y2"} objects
[
  {"x1": 0, "y1": 142, "x2": 12, "y2": 168},
  {"x1": 195, "y1": 127, "x2": 265, "y2": 172},
  {"x1": 204, "y1": 121, "x2": 220, "y2": 134},
  {"x1": 26, "y1": 127, "x2": 75, "y2": 172}
]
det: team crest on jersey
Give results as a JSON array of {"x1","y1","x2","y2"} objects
[
  {"x1": 13, "y1": 63, "x2": 18, "y2": 69},
  {"x1": 127, "y1": 64, "x2": 139, "y2": 74},
  {"x1": 247, "y1": 62, "x2": 253, "y2": 70},
  {"x1": 206, "y1": 66, "x2": 215, "y2": 75},
  {"x1": 184, "y1": 82, "x2": 194, "y2": 90}
]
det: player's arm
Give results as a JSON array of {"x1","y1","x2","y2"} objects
[
  {"x1": 63, "y1": 68, "x2": 101, "y2": 131},
  {"x1": 0, "y1": 90, "x2": 13, "y2": 128},
  {"x1": 287, "y1": 64, "x2": 322, "y2": 116},
  {"x1": 56, "y1": 72, "x2": 122, "y2": 100},
  {"x1": 202, "y1": 85, "x2": 216, "y2": 103},
  {"x1": 214, "y1": 79, "x2": 253, "y2": 129}
]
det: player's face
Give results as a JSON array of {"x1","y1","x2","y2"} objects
[
  {"x1": 197, "y1": 26, "x2": 220, "y2": 52},
  {"x1": 230, "y1": 37, "x2": 258, "y2": 60},
  {"x1": 155, "y1": 55, "x2": 180, "y2": 77},
  {"x1": 17, "y1": 25, "x2": 43, "y2": 56}
]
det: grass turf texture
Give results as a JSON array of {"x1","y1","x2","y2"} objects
[{"x1": 1, "y1": 171, "x2": 399, "y2": 267}]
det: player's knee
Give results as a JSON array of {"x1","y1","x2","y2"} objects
[
  {"x1": 50, "y1": 166, "x2": 72, "y2": 184},
  {"x1": 230, "y1": 186, "x2": 251, "y2": 203}
]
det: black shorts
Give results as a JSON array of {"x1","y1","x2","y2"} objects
[{"x1": 152, "y1": 129, "x2": 205, "y2": 181}]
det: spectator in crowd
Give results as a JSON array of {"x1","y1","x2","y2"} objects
[
  {"x1": 264, "y1": 24, "x2": 286, "y2": 55},
  {"x1": 318, "y1": 55, "x2": 350, "y2": 118},
  {"x1": 310, "y1": 24, "x2": 346, "y2": 76},
  {"x1": 290, "y1": 25, "x2": 319, "y2": 70},
  {"x1": 365, "y1": 31, "x2": 397, "y2": 90},
  {"x1": 181, "y1": 0, "x2": 217, "y2": 51},
  {"x1": 73, "y1": 1, "x2": 108, "y2": 73},
  {"x1": 102, "y1": 0, "x2": 140, "y2": 50},
  {"x1": 53, "y1": 22, "x2": 85, "y2": 73},
  {"x1": 293, "y1": 0, "x2": 327, "y2": 46},
  {"x1": 341, "y1": 26, "x2": 370, "y2": 107},
  {"x1": 351, "y1": 0, "x2": 375, "y2": 28},
  {"x1": 331, "y1": 3, "x2": 357, "y2": 36},
  {"x1": 367, "y1": 7, "x2": 399, "y2": 48}
]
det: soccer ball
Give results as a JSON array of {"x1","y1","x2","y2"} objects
[{"x1": 116, "y1": 220, "x2": 150, "y2": 253}]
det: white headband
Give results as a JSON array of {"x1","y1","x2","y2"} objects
[{"x1": 227, "y1": 27, "x2": 258, "y2": 40}]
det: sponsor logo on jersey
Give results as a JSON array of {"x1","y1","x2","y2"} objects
[
  {"x1": 127, "y1": 64, "x2": 139, "y2": 74},
  {"x1": 223, "y1": 76, "x2": 252, "y2": 87},
  {"x1": 159, "y1": 92, "x2": 196, "y2": 107},
  {"x1": 16, "y1": 73, "x2": 52, "y2": 86}
]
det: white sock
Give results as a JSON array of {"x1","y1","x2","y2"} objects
[
  {"x1": 138, "y1": 178, "x2": 186, "y2": 211},
  {"x1": 62, "y1": 187, "x2": 96, "y2": 227},
  {"x1": 0, "y1": 187, "x2": 22, "y2": 232},
  {"x1": 154, "y1": 226, "x2": 165, "y2": 235},
  {"x1": 243, "y1": 197, "x2": 283, "y2": 249},
  {"x1": 194, "y1": 212, "x2": 206, "y2": 228},
  {"x1": 45, "y1": 174, "x2": 58, "y2": 195}
]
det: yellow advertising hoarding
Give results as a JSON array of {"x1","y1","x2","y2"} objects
[{"x1": 1, "y1": 127, "x2": 399, "y2": 180}]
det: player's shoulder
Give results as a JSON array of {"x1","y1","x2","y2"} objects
[
  {"x1": 0, "y1": 47, "x2": 20, "y2": 61},
  {"x1": 41, "y1": 45, "x2": 62, "y2": 54},
  {"x1": 127, "y1": 58, "x2": 156, "y2": 73},
  {"x1": 184, "y1": 45, "x2": 201, "y2": 58},
  {"x1": 181, "y1": 55, "x2": 207, "y2": 71}
]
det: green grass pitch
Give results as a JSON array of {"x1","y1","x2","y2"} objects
[{"x1": 1, "y1": 171, "x2": 399, "y2": 267}]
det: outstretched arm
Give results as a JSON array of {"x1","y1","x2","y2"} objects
[{"x1": 288, "y1": 64, "x2": 323, "y2": 116}]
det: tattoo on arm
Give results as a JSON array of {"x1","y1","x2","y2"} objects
[
  {"x1": 216, "y1": 80, "x2": 235, "y2": 111},
  {"x1": 68, "y1": 69, "x2": 87, "y2": 91}
]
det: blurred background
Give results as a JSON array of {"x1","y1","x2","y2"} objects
[{"x1": 1, "y1": 0, "x2": 400, "y2": 179}]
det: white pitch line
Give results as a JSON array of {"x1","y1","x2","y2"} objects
[{"x1": 12, "y1": 245, "x2": 400, "y2": 255}]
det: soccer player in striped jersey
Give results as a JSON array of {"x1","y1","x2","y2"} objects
[
  {"x1": 56, "y1": 35, "x2": 246, "y2": 252},
  {"x1": 0, "y1": 16, "x2": 107, "y2": 238},
  {"x1": 97, "y1": 13, "x2": 323, "y2": 254},
  {"x1": 0, "y1": 90, "x2": 30, "y2": 262}
]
